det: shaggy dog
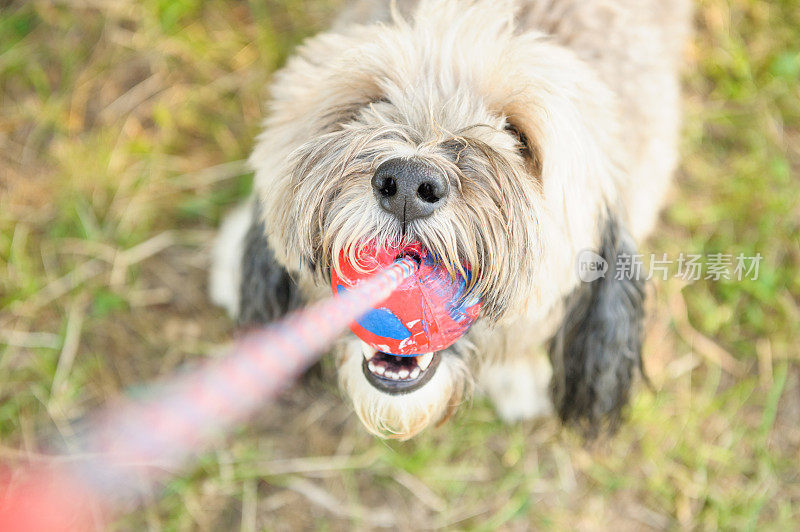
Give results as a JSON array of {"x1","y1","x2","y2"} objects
[{"x1": 210, "y1": 0, "x2": 690, "y2": 439}]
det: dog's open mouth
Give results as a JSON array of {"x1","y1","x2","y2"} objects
[{"x1": 362, "y1": 350, "x2": 440, "y2": 394}]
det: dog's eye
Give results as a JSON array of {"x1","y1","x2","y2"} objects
[{"x1": 505, "y1": 123, "x2": 531, "y2": 158}]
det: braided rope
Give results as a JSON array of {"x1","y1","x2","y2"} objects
[{"x1": 0, "y1": 258, "x2": 417, "y2": 527}]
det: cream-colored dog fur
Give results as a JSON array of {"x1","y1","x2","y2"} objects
[{"x1": 211, "y1": 0, "x2": 689, "y2": 439}]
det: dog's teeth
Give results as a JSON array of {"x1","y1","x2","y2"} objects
[
  {"x1": 417, "y1": 353, "x2": 433, "y2": 370},
  {"x1": 368, "y1": 361, "x2": 377, "y2": 373},
  {"x1": 398, "y1": 368, "x2": 409, "y2": 379},
  {"x1": 375, "y1": 365, "x2": 385, "y2": 375},
  {"x1": 409, "y1": 367, "x2": 420, "y2": 379},
  {"x1": 363, "y1": 349, "x2": 374, "y2": 361}
]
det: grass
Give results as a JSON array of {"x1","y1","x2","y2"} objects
[{"x1": 1, "y1": 0, "x2": 798, "y2": 529}]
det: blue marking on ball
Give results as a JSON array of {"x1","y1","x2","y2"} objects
[{"x1": 336, "y1": 285, "x2": 411, "y2": 341}]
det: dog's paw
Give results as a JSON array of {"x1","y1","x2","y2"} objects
[{"x1": 480, "y1": 357, "x2": 553, "y2": 423}]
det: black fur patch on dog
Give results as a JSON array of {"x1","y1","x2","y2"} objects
[
  {"x1": 548, "y1": 216, "x2": 646, "y2": 436},
  {"x1": 238, "y1": 205, "x2": 303, "y2": 327}
]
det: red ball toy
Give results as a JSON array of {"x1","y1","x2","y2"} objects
[{"x1": 331, "y1": 241, "x2": 482, "y2": 356}]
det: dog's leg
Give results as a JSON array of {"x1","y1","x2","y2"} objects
[{"x1": 479, "y1": 354, "x2": 553, "y2": 423}]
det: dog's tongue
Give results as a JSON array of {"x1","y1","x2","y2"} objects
[{"x1": 331, "y1": 241, "x2": 482, "y2": 356}]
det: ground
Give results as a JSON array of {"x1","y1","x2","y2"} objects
[{"x1": 1, "y1": 0, "x2": 799, "y2": 530}]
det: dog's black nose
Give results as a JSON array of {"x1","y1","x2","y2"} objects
[{"x1": 371, "y1": 158, "x2": 449, "y2": 222}]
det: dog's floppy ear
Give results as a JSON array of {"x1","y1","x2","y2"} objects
[
  {"x1": 548, "y1": 215, "x2": 646, "y2": 436},
  {"x1": 238, "y1": 204, "x2": 303, "y2": 327}
]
